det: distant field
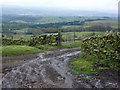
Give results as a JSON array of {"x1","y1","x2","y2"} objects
[
  {"x1": 62, "y1": 20, "x2": 118, "y2": 29},
  {"x1": 37, "y1": 16, "x2": 86, "y2": 24},
  {"x1": 84, "y1": 20, "x2": 118, "y2": 28},
  {"x1": 62, "y1": 25, "x2": 82, "y2": 28},
  {"x1": 4, "y1": 31, "x2": 105, "y2": 40},
  {"x1": 10, "y1": 20, "x2": 30, "y2": 24},
  {"x1": 61, "y1": 31, "x2": 105, "y2": 48},
  {"x1": 62, "y1": 32, "x2": 105, "y2": 40},
  {"x1": 13, "y1": 28, "x2": 29, "y2": 33},
  {"x1": 62, "y1": 40, "x2": 82, "y2": 48},
  {"x1": 10, "y1": 34, "x2": 32, "y2": 40}
]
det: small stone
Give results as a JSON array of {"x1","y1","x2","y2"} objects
[
  {"x1": 29, "y1": 85, "x2": 32, "y2": 88},
  {"x1": 57, "y1": 76, "x2": 65, "y2": 81}
]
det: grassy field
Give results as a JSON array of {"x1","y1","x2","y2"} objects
[
  {"x1": 62, "y1": 40, "x2": 82, "y2": 48},
  {"x1": 62, "y1": 20, "x2": 118, "y2": 30},
  {"x1": 2, "y1": 45, "x2": 42, "y2": 56},
  {"x1": 13, "y1": 28, "x2": 29, "y2": 33},
  {"x1": 10, "y1": 20, "x2": 30, "y2": 24},
  {"x1": 84, "y1": 20, "x2": 118, "y2": 28},
  {"x1": 62, "y1": 25, "x2": 82, "y2": 28},
  {"x1": 2, "y1": 45, "x2": 57, "y2": 56},
  {"x1": 7, "y1": 34, "x2": 33, "y2": 40},
  {"x1": 62, "y1": 32, "x2": 104, "y2": 40}
]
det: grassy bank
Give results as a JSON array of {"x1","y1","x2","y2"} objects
[{"x1": 69, "y1": 52, "x2": 109, "y2": 75}]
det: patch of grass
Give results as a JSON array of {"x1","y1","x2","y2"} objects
[
  {"x1": 2, "y1": 45, "x2": 57, "y2": 56},
  {"x1": 62, "y1": 40, "x2": 82, "y2": 48},
  {"x1": 2, "y1": 45, "x2": 43, "y2": 56},
  {"x1": 69, "y1": 52, "x2": 109, "y2": 75}
]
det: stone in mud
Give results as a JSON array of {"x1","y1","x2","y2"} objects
[{"x1": 57, "y1": 76, "x2": 65, "y2": 81}]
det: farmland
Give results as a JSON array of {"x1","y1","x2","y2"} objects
[{"x1": 2, "y1": 15, "x2": 120, "y2": 88}]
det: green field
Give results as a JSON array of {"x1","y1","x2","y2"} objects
[
  {"x1": 10, "y1": 20, "x2": 30, "y2": 24},
  {"x1": 62, "y1": 40, "x2": 82, "y2": 48},
  {"x1": 62, "y1": 20, "x2": 118, "y2": 29},
  {"x1": 2, "y1": 45, "x2": 42, "y2": 56},
  {"x1": 13, "y1": 28, "x2": 29, "y2": 33},
  {"x1": 61, "y1": 32, "x2": 104, "y2": 48},
  {"x1": 84, "y1": 20, "x2": 118, "y2": 28},
  {"x1": 5, "y1": 34, "x2": 33, "y2": 40},
  {"x1": 62, "y1": 32, "x2": 104, "y2": 40}
]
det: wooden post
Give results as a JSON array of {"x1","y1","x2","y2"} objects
[
  {"x1": 74, "y1": 31, "x2": 75, "y2": 42},
  {"x1": 57, "y1": 30, "x2": 62, "y2": 47},
  {"x1": 73, "y1": 16, "x2": 75, "y2": 42}
]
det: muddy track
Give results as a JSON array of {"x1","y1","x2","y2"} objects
[
  {"x1": 2, "y1": 47, "x2": 119, "y2": 88},
  {"x1": 2, "y1": 47, "x2": 81, "y2": 88}
]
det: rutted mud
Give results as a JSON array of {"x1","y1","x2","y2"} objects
[
  {"x1": 2, "y1": 48, "x2": 80, "y2": 88},
  {"x1": 2, "y1": 47, "x2": 119, "y2": 88}
]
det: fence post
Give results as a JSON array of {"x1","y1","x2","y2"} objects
[
  {"x1": 74, "y1": 31, "x2": 75, "y2": 42},
  {"x1": 57, "y1": 30, "x2": 62, "y2": 47}
]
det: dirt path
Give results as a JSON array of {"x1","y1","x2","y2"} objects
[
  {"x1": 2, "y1": 47, "x2": 119, "y2": 88},
  {"x1": 2, "y1": 47, "x2": 81, "y2": 88}
]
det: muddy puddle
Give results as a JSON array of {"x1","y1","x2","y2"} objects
[{"x1": 2, "y1": 47, "x2": 120, "y2": 88}]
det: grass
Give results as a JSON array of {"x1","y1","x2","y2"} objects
[
  {"x1": 84, "y1": 20, "x2": 118, "y2": 28},
  {"x1": 62, "y1": 32, "x2": 104, "y2": 40},
  {"x1": 10, "y1": 20, "x2": 29, "y2": 24},
  {"x1": 7, "y1": 34, "x2": 33, "y2": 40},
  {"x1": 2, "y1": 45, "x2": 42, "y2": 56},
  {"x1": 62, "y1": 40, "x2": 82, "y2": 48},
  {"x1": 69, "y1": 52, "x2": 109, "y2": 75},
  {"x1": 2, "y1": 45, "x2": 57, "y2": 56},
  {"x1": 62, "y1": 25, "x2": 82, "y2": 28},
  {"x1": 13, "y1": 28, "x2": 29, "y2": 33}
]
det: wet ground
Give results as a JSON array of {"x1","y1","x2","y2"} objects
[{"x1": 2, "y1": 47, "x2": 120, "y2": 88}]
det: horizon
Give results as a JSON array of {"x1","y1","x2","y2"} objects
[{"x1": 1, "y1": 0, "x2": 119, "y2": 14}]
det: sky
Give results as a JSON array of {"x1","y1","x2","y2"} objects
[{"x1": 1, "y1": 0, "x2": 119, "y2": 13}]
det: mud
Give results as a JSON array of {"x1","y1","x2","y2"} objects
[
  {"x1": 2, "y1": 47, "x2": 120, "y2": 88},
  {"x1": 2, "y1": 48, "x2": 80, "y2": 88}
]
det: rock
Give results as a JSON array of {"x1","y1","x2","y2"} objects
[{"x1": 57, "y1": 76, "x2": 65, "y2": 81}]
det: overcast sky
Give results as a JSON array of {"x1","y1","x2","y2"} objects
[{"x1": 1, "y1": 0, "x2": 119, "y2": 13}]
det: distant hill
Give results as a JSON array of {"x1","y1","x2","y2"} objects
[{"x1": 2, "y1": 5, "x2": 117, "y2": 17}]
